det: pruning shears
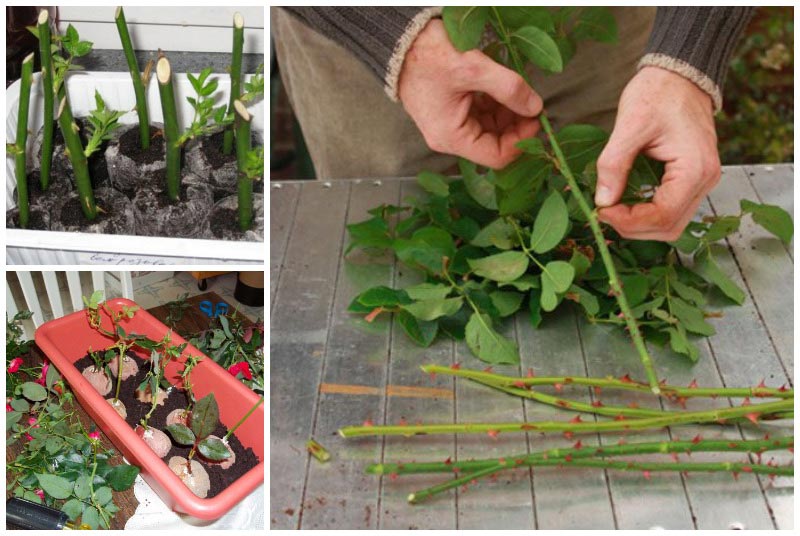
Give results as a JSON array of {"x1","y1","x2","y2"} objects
[{"x1": 199, "y1": 300, "x2": 228, "y2": 318}]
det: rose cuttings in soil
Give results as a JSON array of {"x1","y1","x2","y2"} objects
[
  {"x1": 345, "y1": 6, "x2": 794, "y2": 390},
  {"x1": 7, "y1": 310, "x2": 139, "y2": 529}
]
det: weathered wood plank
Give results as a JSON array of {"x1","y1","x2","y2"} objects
[
  {"x1": 300, "y1": 180, "x2": 401, "y2": 529},
  {"x1": 516, "y1": 308, "x2": 616, "y2": 529},
  {"x1": 708, "y1": 167, "x2": 793, "y2": 380},
  {"x1": 270, "y1": 181, "x2": 351, "y2": 529},
  {"x1": 269, "y1": 182, "x2": 301, "y2": 307},
  {"x1": 379, "y1": 182, "x2": 457, "y2": 530}
]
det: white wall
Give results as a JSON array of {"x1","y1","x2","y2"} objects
[{"x1": 56, "y1": 6, "x2": 264, "y2": 54}]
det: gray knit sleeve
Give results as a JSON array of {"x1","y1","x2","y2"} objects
[
  {"x1": 639, "y1": 7, "x2": 755, "y2": 111},
  {"x1": 281, "y1": 7, "x2": 442, "y2": 101}
]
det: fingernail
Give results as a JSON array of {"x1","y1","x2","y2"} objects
[
  {"x1": 527, "y1": 94, "x2": 541, "y2": 114},
  {"x1": 595, "y1": 186, "x2": 614, "y2": 207}
]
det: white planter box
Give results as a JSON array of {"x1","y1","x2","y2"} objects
[{"x1": 6, "y1": 71, "x2": 264, "y2": 265}]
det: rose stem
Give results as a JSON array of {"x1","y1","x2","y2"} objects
[
  {"x1": 114, "y1": 6, "x2": 150, "y2": 149},
  {"x1": 490, "y1": 12, "x2": 660, "y2": 393},
  {"x1": 306, "y1": 439, "x2": 331, "y2": 462},
  {"x1": 421, "y1": 365, "x2": 793, "y2": 400},
  {"x1": 234, "y1": 99, "x2": 253, "y2": 230},
  {"x1": 156, "y1": 56, "x2": 181, "y2": 201},
  {"x1": 37, "y1": 9, "x2": 54, "y2": 190},
  {"x1": 222, "y1": 12, "x2": 244, "y2": 155},
  {"x1": 223, "y1": 396, "x2": 263, "y2": 441},
  {"x1": 337, "y1": 399, "x2": 792, "y2": 437},
  {"x1": 368, "y1": 435, "x2": 794, "y2": 475},
  {"x1": 14, "y1": 53, "x2": 34, "y2": 228},
  {"x1": 409, "y1": 457, "x2": 793, "y2": 504},
  {"x1": 57, "y1": 88, "x2": 97, "y2": 219}
]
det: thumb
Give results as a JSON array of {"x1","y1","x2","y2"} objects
[
  {"x1": 595, "y1": 124, "x2": 648, "y2": 207},
  {"x1": 467, "y1": 53, "x2": 542, "y2": 117}
]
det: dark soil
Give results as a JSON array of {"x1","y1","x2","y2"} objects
[
  {"x1": 7, "y1": 206, "x2": 49, "y2": 230},
  {"x1": 210, "y1": 207, "x2": 243, "y2": 238},
  {"x1": 52, "y1": 118, "x2": 110, "y2": 189},
  {"x1": 116, "y1": 125, "x2": 166, "y2": 166},
  {"x1": 59, "y1": 194, "x2": 130, "y2": 235},
  {"x1": 74, "y1": 351, "x2": 260, "y2": 500},
  {"x1": 202, "y1": 130, "x2": 235, "y2": 170}
]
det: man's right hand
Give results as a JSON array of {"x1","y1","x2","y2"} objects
[{"x1": 397, "y1": 19, "x2": 543, "y2": 169}]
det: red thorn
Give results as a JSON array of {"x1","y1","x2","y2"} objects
[
  {"x1": 682, "y1": 470, "x2": 689, "y2": 479},
  {"x1": 605, "y1": 239, "x2": 613, "y2": 246},
  {"x1": 498, "y1": 457, "x2": 506, "y2": 465},
  {"x1": 482, "y1": 366, "x2": 493, "y2": 373},
  {"x1": 741, "y1": 397, "x2": 751, "y2": 407},
  {"x1": 756, "y1": 452, "x2": 763, "y2": 464},
  {"x1": 389, "y1": 472, "x2": 398, "y2": 481},
  {"x1": 569, "y1": 415, "x2": 582, "y2": 424},
  {"x1": 789, "y1": 447, "x2": 794, "y2": 453},
  {"x1": 398, "y1": 417, "x2": 408, "y2": 426},
  {"x1": 691, "y1": 434, "x2": 702, "y2": 444},
  {"x1": 659, "y1": 378, "x2": 667, "y2": 386},
  {"x1": 563, "y1": 431, "x2": 574, "y2": 440},
  {"x1": 521, "y1": 424, "x2": 537, "y2": 430},
  {"x1": 745, "y1": 412, "x2": 760, "y2": 425},
  {"x1": 619, "y1": 374, "x2": 634, "y2": 384},
  {"x1": 444, "y1": 457, "x2": 452, "y2": 465},
  {"x1": 556, "y1": 400, "x2": 570, "y2": 408},
  {"x1": 554, "y1": 383, "x2": 563, "y2": 393},
  {"x1": 470, "y1": 479, "x2": 478, "y2": 486},
  {"x1": 526, "y1": 368, "x2": 535, "y2": 378},
  {"x1": 363, "y1": 419, "x2": 374, "y2": 427},
  {"x1": 627, "y1": 402, "x2": 639, "y2": 409},
  {"x1": 573, "y1": 440, "x2": 583, "y2": 450},
  {"x1": 642, "y1": 470, "x2": 652, "y2": 480},
  {"x1": 676, "y1": 397, "x2": 687, "y2": 409},
  {"x1": 616, "y1": 312, "x2": 624, "y2": 318},
  {"x1": 670, "y1": 452, "x2": 680, "y2": 462},
  {"x1": 732, "y1": 472, "x2": 740, "y2": 481},
  {"x1": 563, "y1": 184, "x2": 572, "y2": 192},
  {"x1": 728, "y1": 442, "x2": 739, "y2": 448},
  {"x1": 710, "y1": 394, "x2": 718, "y2": 400},
  {"x1": 512, "y1": 380, "x2": 526, "y2": 389},
  {"x1": 617, "y1": 439, "x2": 627, "y2": 446},
  {"x1": 688, "y1": 379, "x2": 698, "y2": 389},
  {"x1": 461, "y1": 485, "x2": 468, "y2": 493},
  {"x1": 614, "y1": 415, "x2": 626, "y2": 421},
  {"x1": 756, "y1": 379, "x2": 767, "y2": 389},
  {"x1": 741, "y1": 465, "x2": 753, "y2": 473},
  {"x1": 365, "y1": 307, "x2": 383, "y2": 322},
  {"x1": 594, "y1": 386, "x2": 602, "y2": 396},
  {"x1": 591, "y1": 400, "x2": 604, "y2": 408},
  {"x1": 564, "y1": 454, "x2": 573, "y2": 462},
  {"x1": 564, "y1": 377, "x2": 574, "y2": 384},
  {"x1": 763, "y1": 433, "x2": 770, "y2": 440},
  {"x1": 450, "y1": 363, "x2": 461, "y2": 370},
  {"x1": 453, "y1": 467, "x2": 461, "y2": 474},
  {"x1": 429, "y1": 372, "x2": 437, "y2": 381},
  {"x1": 777, "y1": 384, "x2": 788, "y2": 392},
  {"x1": 515, "y1": 459, "x2": 524, "y2": 465},
  {"x1": 487, "y1": 430, "x2": 499, "y2": 439}
]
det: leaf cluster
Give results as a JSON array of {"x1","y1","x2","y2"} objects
[
  {"x1": 239, "y1": 63, "x2": 265, "y2": 104},
  {"x1": 29, "y1": 23, "x2": 93, "y2": 97},
  {"x1": 83, "y1": 90, "x2": 125, "y2": 158},
  {"x1": 164, "y1": 393, "x2": 231, "y2": 461},
  {"x1": 178, "y1": 67, "x2": 233, "y2": 146},
  {"x1": 241, "y1": 146, "x2": 265, "y2": 181}
]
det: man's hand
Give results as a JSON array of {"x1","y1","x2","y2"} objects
[
  {"x1": 398, "y1": 19, "x2": 542, "y2": 169},
  {"x1": 595, "y1": 66, "x2": 721, "y2": 241}
]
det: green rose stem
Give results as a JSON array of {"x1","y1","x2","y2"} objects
[
  {"x1": 56, "y1": 88, "x2": 97, "y2": 219},
  {"x1": 420, "y1": 365, "x2": 794, "y2": 400},
  {"x1": 115, "y1": 6, "x2": 150, "y2": 149},
  {"x1": 223, "y1": 396, "x2": 263, "y2": 442},
  {"x1": 13, "y1": 53, "x2": 34, "y2": 228},
  {"x1": 368, "y1": 435, "x2": 794, "y2": 476},
  {"x1": 37, "y1": 9, "x2": 54, "y2": 190},
  {"x1": 156, "y1": 56, "x2": 181, "y2": 201},
  {"x1": 407, "y1": 456, "x2": 793, "y2": 504},
  {"x1": 234, "y1": 99, "x2": 253, "y2": 230},
  {"x1": 488, "y1": 13, "x2": 661, "y2": 394},
  {"x1": 337, "y1": 398, "x2": 792, "y2": 438},
  {"x1": 222, "y1": 12, "x2": 244, "y2": 155}
]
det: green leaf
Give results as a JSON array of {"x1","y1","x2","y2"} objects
[
  {"x1": 10, "y1": 398, "x2": 29, "y2": 412},
  {"x1": 397, "y1": 310, "x2": 438, "y2": 347},
  {"x1": 401, "y1": 297, "x2": 463, "y2": 321},
  {"x1": 94, "y1": 486, "x2": 113, "y2": 506},
  {"x1": 565, "y1": 284, "x2": 599, "y2": 316},
  {"x1": 393, "y1": 226, "x2": 456, "y2": 274},
  {"x1": 106, "y1": 464, "x2": 140, "y2": 491},
  {"x1": 417, "y1": 171, "x2": 450, "y2": 197},
  {"x1": 459, "y1": 159, "x2": 497, "y2": 209},
  {"x1": 165, "y1": 423, "x2": 196, "y2": 446},
  {"x1": 630, "y1": 296, "x2": 665, "y2": 319},
  {"x1": 569, "y1": 250, "x2": 592, "y2": 279},
  {"x1": 703, "y1": 215, "x2": 741, "y2": 242},
  {"x1": 693, "y1": 246, "x2": 746, "y2": 305},
  {"x1": 73, "y1": 40, "x2": 93, "y2": 57},
  {"x1": 465, "y1": 313, "x2": 519, "y2": 364},
  {"x1": 191, "y1": 393, "x2": 220, "y2": 439},
  {"x1": 669, "y1": 277, "x2": 706, "y2": 307},
  {"x1": 530, "y1": 190, "x2": 570, "y2": 253},
  {"x1": 572, "y1": 7, "x2": 618, "y2": 43},
  {"x1": 619, "y1": 274, "x2": 650, "y2": 308},
  {"x1": 198, "y1": 437, "x2": 231, "y2": 460},
  {"x1": 540, "y1": 261, "x2": 575, "y2": 312},
  {"x1": 73, "y1": 474, "x2": 92, "y2": 499},
  {"x1": 471, "y1": 218, "x2": 516, "y2": 249},
  {"x1": 81, "y1": 505, "x2": 100, "y2": 530},
  {"x1": 61, "y1": 498, "x2": 84, "y2": 521},
  {"x1": 355, "y1": 286, "x2": 412, "y2": 308},
  {"x1": 22, "y1": 382, "x2": 48, "y2": 402},
  {"x1": 671, "y1": 228, "x2": 702, "y2": 255},
  {"x1": 494, "y1": 6, "x2": 554, "y2": 32},
  {"x1": 529, "y1": 288, "x2": 544, "y2": 328},
  {"x1": 404, "y1": 283, "x2": 452, "y2": 301},
  {"x1": 468, "y1": 251, "x2": 529, "y2": 283},
  {"x1": 442, "y1": 6, "x2": 490, "y2": 51},
  {"x1": 36, "y1": 474, "x2": 73, "y2": 499},
  {"x1": 664, "y1": 325, "x2": 699, "y2": 362},
  {"x1": 500, "y1": 274, "x2": 539, "y2": 291},
  {"x1": 511, "y1": 26, "x2": 563, "y2": 73},
  {"x1": 670, "y1": 297, "x2": 715, "y2": 336},
  {"x1": 555, "y1": 124, "x2": 608, "y2": 174},
  {"x1": 515, "y1": 137, "x2": 545, "y2": 157},
  {"x1": 346, "y1": 216, "x2": 391, "y2": 252},
  {"x1": 496, "y1": 159, "x2": 551, "y2": 216},
  {"x1": 490, "y1": 291, "x2": 524, "y2": 317},
  {"x1": 740, "y1": 199, "x2": 794, "y2": 243},
  {"x1": 23, "y1": 490, "x2": 43, "y2": 504},
  {"x1": 219, "y1": 315, "x2": 233, "y2": 339}
]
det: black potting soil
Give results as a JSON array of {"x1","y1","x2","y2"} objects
[
  {"x1": 202, "y1": 130, "x2": 236, "y2": 170},
  {"x1": 210, "y1": 207, "x2": 244, "y2": 238},
  {"x1": 59, "y1": 195, "x2": 130, "y2": 235},
  {"x1": 50, "y1": 118, "x2": 111, "y2": 189},
  {"x1": 7, "y1": 207, "x2": 49, "y2": 230},
  {"x1": 74, "y1": 351, "x2": 260, "y2": 500},
  {"x1": 117, "y1": 125, "x2": 166, "y2": 166}
]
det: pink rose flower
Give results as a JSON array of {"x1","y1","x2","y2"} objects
[
  {"x1": 35, "y1": 360, "x2": 50, "y2": 386},
  {"x1": 88, "y1": 431, "x2": 101, "y2": 441},
  {"x1": 227, "y1": 362, "x2": 252, "y2": 381},
  {"x1": 6, "y1": 403, "x2": 13, "y2": 412},
  {"x1": 7, "y1": 357, "x2": 23, "y2": 373},
  {"x1": 34, "y1": 489, "x2": 45, "y2": 501}
]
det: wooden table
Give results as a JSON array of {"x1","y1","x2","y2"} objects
[
  {"x1": 6, "y1": 292, "x2": 248, "y2": 529},
  {"x1": 270, "y1": 165, "x2": 793, "y2": 530}
]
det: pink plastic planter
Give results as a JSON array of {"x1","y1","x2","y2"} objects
[{"x1": 35, "y1": 298, "x2": 264, "y2": 520}]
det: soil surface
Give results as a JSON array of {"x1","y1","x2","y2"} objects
[
  {"x1": 210, "y1": 207, "x2": 243, "y2": 238},
  {"x1": 74, "y1": 351, "x2": 260, "y2": 499},
  {"x1": 202, "y1": 130, "x2": 236, "y2": 170},
  {"x1": 51, "y1": 118, "x2": 111, "y2": 189},
  {"x1": 58, "y1": 191, "x2": 132, "y2": 235},
  {"x1": 6, "y1": 206, "x2": 49, "y2": 230},
  {"x1": 116, "y1": 124, "x2": 166, "y2": 166}
]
